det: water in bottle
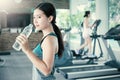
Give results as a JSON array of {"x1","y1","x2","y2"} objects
[{"x1": 12, "y1": 24, "x2": 33, "y2": 51}]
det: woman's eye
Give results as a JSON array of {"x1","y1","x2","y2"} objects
[
  {"x1": 38, "y1": 16, "x2": 41, "y2": 18},
  {"x1": 33, "y1": 15, "x2": 41, "y2": 19}
]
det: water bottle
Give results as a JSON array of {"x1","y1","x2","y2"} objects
[{"x1": 12, "y1": 24, "x2": 33, "y2": 51}]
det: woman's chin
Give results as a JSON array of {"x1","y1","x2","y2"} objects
[{"x1": 35, "y1": 29, "x2": 40, "y2": 33}]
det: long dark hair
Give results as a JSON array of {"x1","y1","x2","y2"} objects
[
  {"x1": 35, "y1": 2, "x2": 64, "y2": 58},
  {"x1": 84, "y1": 11, "x2": 90, "y2": 17}
]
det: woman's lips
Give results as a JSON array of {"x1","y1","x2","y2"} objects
[{"x1": 35, "y1": 25, "x2": 39, "y2": 28}]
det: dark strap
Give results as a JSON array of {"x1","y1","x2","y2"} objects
[{"x1": 40, "y1": 32, "x2": 57, "y2": 44}]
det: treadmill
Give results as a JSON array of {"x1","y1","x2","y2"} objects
[{"x1": 56, "y1": 24, "x2": 120, "y2": 79}]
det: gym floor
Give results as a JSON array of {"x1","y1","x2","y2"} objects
[
  {"x1": 0, "y1": 50, "x2": 120, "y2": 80},
  {"x1": 0, "y1": 50, "x2": 67, "y2": 80}
]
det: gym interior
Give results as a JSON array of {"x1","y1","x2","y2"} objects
[{"x1": 0, "y1": 0, "x2": 120, "y2": 80}]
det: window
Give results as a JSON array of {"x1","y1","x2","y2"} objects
[
  {"x1": 109, "y1": 0, "x2": 120, "y2": 28},
  {"x1": 7, "y1": 13, "x2": 31, "y2": 28}
]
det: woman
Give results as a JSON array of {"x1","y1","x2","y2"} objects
[
  {"x1": 16, "y1": 2, "x2": 64, "y2": 80},
  {"x1": 76, "y1": 11, "x2": 96, "y2": 58}
]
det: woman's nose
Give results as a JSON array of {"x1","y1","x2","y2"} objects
[{"x1": 34, "y1": 19, "x2": 38, "y2": 24}]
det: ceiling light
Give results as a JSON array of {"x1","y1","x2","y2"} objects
[{"x1": 14, "y1": 0, "x2": 22, "y2": 3}]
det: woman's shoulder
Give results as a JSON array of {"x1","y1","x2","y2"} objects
[{"x1": 42, "y1": 34, "x2": 57, "y2": 47}]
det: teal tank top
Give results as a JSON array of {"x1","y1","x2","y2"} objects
[
  {"x1": 33, "y1": 32, "x2": 57, "y2": 57},
  {"x1": 32, "y1": 32, "x2": 57, "y2": 80}
]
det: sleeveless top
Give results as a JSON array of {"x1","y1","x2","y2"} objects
[
  {"x1": 32, "y1": 32, "x2": 57, "y2": 80},
  {"x1": 82, "y1": 18, "x2": 92, "y2": 38}
]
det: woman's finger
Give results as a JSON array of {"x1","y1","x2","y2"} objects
[
  {"x1": 20, "y1": 34, "x2": 27, "y2": 39},
  {"x1": 16, "y1": 35, "x2": 27, "y2": 45}
]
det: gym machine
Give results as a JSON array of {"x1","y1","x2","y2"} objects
[
  {"x1": 56, "y1": 24, "x2": 120, "y2": 79},
  {"x1": 55, "y1": 19, "x2": 103, "y2": 67},
  {"x1": 72, "y1": 19, "x2": 103, "y2": 64},
  {"x1": 55, "y1": 19, "x2": 102, "y2": 67}
]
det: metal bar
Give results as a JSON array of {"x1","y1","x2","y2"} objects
[
  {"x1": 67, "y1": 68, "x2": 119, "y2": 79},
  {"x1": 76, "y1": 74, "x2": 120, "y2": 80}
]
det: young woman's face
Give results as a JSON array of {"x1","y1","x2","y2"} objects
[{"x1": 33, "y1": 9, "x2": 50, "y2": 31}]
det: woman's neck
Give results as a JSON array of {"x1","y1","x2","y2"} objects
[{"x1": 42, "y1": 25, "x2": 54, "y2": 37}]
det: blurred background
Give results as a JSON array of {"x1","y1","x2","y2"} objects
[
  {"x1": 0, "y1": 0, "x2": 120, "y2": 51},
  {"x1": 0, "y1": 0, "x2": 120, "y2": 80}
]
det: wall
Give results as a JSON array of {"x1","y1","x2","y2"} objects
[
  {"x1": 0, "y1": 32, "x2": 42, "y2": 51},
  {"x1": 0, "y1": 0, "x2": 69, "y2": 14}
]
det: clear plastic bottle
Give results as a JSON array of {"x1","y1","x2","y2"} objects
[{"x1": 12, "y1": 24, "x2": 33, "y2": 51}]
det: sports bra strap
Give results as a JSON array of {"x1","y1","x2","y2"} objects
[{"x1": 40, "y1": 32, "x2": 57, "y2": 44}]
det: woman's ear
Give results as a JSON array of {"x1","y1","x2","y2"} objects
[{"x1": 48, "y1": 16, "x2": 53, "y2": 23}]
